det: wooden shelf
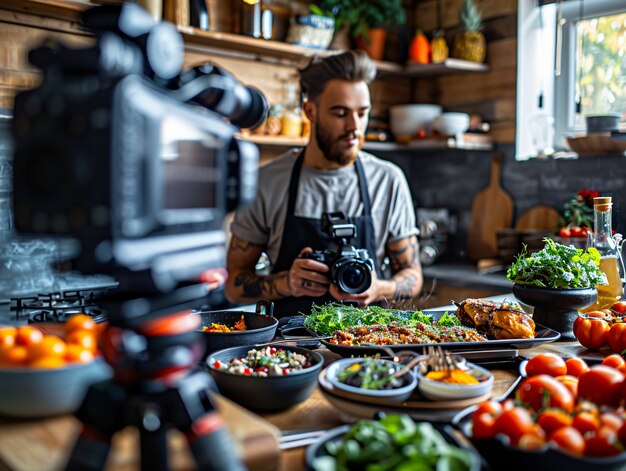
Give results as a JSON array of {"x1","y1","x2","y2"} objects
[
  {"x1": 403, "y1": 58, "x2": 489, "y2": 77},
  {"x1": 237, "y1": 134, "x2": 308, "y2": 147}
]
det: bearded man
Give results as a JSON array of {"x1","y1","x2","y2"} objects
[{"x1": 225, "y1": 51, "x2": 422, "y2": 316}]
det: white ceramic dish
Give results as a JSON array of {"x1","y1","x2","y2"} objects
[
  {"x1": 433, "y1": 112, "x2": 470, "y2": 136},
  {"x1": 389, "y1": 104, "x2": 442, "y2": 137},
  {"x1": 416, "y1": 362, "x2": 494, "y2": 401},
  {"x1": 325, "y1": 358, "x2": 417, "y2": 402}
]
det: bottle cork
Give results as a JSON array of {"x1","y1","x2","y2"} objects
[{"x1": 594, "y1": 196, "x2": 612, "y2": 212}]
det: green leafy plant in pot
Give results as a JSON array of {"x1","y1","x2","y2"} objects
[
  {"x1": 452, "y1": 0, "x2": 486, "y2": 63},
  {"x1": 507, "y1": 238, "x2": 605, "y2": 339},
  {"x1": 312, "y1": 0, "x2": 406, "y2": 60}
]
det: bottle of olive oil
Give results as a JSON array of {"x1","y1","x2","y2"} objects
[{"x1": 581, "y1": 196, "x2": 624, "y2": 312}]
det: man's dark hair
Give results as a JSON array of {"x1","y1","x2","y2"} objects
[{"x1": 299, "y1": 50, "x2": 377, "y2": 101}]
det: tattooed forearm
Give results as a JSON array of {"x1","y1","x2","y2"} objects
[
  {"x1": 393, "y1": 274, "x2": 419, "y2": 299},
  {"x1": 388, "y1": 237, "x2": 419, "y2": 273},
  {"x1": 233, "y1": 271, "x2": 290, "y2": 299},
  {"x1": 231, "y1": 238, "x2": 265, "y2": 253}
]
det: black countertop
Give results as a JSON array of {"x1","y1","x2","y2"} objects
[{"x1": 422, "y1": 263, "x2": 513, "y2": 291}]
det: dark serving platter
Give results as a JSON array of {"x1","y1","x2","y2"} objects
[{"x1": 308, "y1": 309, "x2": 561, "y2": 357}]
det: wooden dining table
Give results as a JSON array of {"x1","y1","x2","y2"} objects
[{"x1": 0, "y1": 337, "x2": 599, "y2": 471}]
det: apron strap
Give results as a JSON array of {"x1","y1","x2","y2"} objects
[{"x1": 354, "y1": 156, "x2": 372, "y2": 217}]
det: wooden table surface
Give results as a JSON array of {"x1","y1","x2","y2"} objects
[{"x1": 0, "y1": 339, "x2": 603, "y2": 471}]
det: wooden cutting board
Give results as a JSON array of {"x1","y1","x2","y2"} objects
[
  {"x1": 515, "y1": 205, "x2": 560, "y2": 231},
  {"x1": 467, "y1": 153, "x2": 514, "y2": 261}
]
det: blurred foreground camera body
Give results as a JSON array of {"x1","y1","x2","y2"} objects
[
  {"x1": 302, "y1": 212, "x2": 375, "y2": 294},
  {"x1": 12, "y1": 3, "x2": 267, "y2": 294}
]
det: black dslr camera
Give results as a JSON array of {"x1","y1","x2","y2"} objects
[{"x1": 303, "y1": 212, "x2": 375, "y2": 294}]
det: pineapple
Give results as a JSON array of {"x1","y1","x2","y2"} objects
[
  {"x1": 452, "y1": 0, "x2": 486, "y2": 63},
  {"x1": 431, "y1": 30, "x2": 449, "y2": 63}
]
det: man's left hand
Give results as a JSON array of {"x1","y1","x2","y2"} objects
[{"x1": 328, "y1": 270, "x2": 381, "y2": 307}]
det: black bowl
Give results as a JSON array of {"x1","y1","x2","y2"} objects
[
  {"x1": 207, "y1": 345, "x2": 324, "y2": 411},
  {"x1": 513, "y1": 284, "x2": 597, "y2": 340}
]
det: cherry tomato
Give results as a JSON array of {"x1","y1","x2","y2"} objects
[
  {"x1": 536, "y1": 409, "x2": 573, "y2": 437},
  {"x1": 600, "y1": 413, "x2": 624, "y2": 432},
  {"x1": 559, "y1": 227, "x2": 572, "y2": 238},
  {"x1": 602, "y1": 352, "x2": 626, "y2": 369},
  {"x1": 578, "y1": 366, "x2": 625, "y2": 408},
  {"x1": 516, "y1": 375, "x2": 575, "y2": 413},
  {"x1": 14, "y1": 326, "x2": 44, "y2": 347},
  {"x1": 472, "y1": 412, "x2": 496, "y2": 439},
  {"x1": 566, "y1": 357, "x2": 590, "y2": 377},
  {"x1": 555, "y1": 375, "x2": 579, "y2": 398},
  {"x1": 607, "y1": 324, "x2": 626, "y2": 355},
  {"x1": 525, "y1": 353, "x2": 567, "y2": 377},
  {"x1": 611, "y1": 301, "x2": 626, "y2": 314},
  {"x1": 573, "y1": 411, "x2": 601, "y2": 436},
  {"x1": 580, "y1": 227, "x2": 590, "y2": 237},
  {"x1": 493, "y1": 407, "x2": 535, "y2": 446},
  {"x1": 573, "y1": 315, "x2": 610, "y2": 350},
  {"x1": 473, "y1": 400, "x2": 503, "y2": 419},
  {"x1": 550, "y1": 426, "x2": 586, "y2": 456},
  {"x1": 585, "y1": 427, "x2": 623, "y2": 457},
  {"x1": 518, "y1": 432, "x2": 547, "y2": 451}
]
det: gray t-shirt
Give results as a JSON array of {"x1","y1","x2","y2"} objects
[{"x1": 230, "y1": 149, "x2": 418, "y2": 267}]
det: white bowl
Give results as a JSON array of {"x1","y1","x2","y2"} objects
[
  {"x1": 325, "y1": 358, "x2": 417, "y2": 402},
  {"x1": 0, "y1": 358, "x2": 112, "y2": 418},
  {"x1": 433, "y1": 112, "x2": 470, "y2": 136},
  {"x1": 389, "y1": 104, "x2": 442, "y2": 137},
  {"x1": 416, "y1": 362, "x2": 493, "y2": 401}
]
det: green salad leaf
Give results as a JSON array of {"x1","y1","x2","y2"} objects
[
  {"x1": 506, "y1": 238, "x2": 607, "y2": 289},
  {"x1": 303, "y1": 303, "x2": 460, "y2": 336}
]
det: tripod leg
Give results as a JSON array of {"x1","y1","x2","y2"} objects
[
  {"x1": 186, "y1": 411, "x2": 247, "y2": 471},
  {"x1": 65, "y1": 425, "x2": 112, "y2": 471}
]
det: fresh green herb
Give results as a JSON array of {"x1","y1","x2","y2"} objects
[
  {"x1": 506, "y1": 238, "x2": 607, "y2": 289},
  {"x1": 303, "y1": 303, "x2": 460, "y2": 336},
  {"x1": 311, "y1": 414, "x2": 476, "y2": 471}
]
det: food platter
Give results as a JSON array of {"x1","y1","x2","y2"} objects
[{"x1": 309, "y1": 310, "x2": 561, "y2": 358}]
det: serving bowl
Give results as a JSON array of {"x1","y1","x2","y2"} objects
[
  {"x1": 512, "y1": 284, "x2": 597, "y2": 340},
  {"x1": 389, "y1": 104, "x2": 442, "y2": 138},
  {"x1": 0, "y1": 358, "x2": 112, "y2": 418},
  {"x1": 433, "y1": 112, "x2": 470, "y2": 136},
  {"x1": 416, "y1": 362, "x2": 494, "y2": 401},
  {"x1": 207, "y1": 344, "x2": 323, "y2": 411},
  {"x1": 325, "y1": 358, "x2": 417, "y2": 403}
]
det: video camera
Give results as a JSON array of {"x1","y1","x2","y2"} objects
[
  {"x1": 302, "y1": 212, "x2": 375, "y2": 294},
  {"x1": 12, "y1": 2, "x2": 267, "y2": 297}
]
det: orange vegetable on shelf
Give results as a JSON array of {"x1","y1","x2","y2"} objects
[{"x1": 408, "y1": 29, "x2": 430, "y2": 64}]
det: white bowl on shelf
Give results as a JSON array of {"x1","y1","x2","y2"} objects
[
  {"x1": 433, "y1": 112, "x2": 470, "y2": 136},
  {"x1": 389, "y1": 104, "x2": 442, "y2": 137},
  {"x1": 416, "y1": 362, "x2": 493, "y2": 401}
]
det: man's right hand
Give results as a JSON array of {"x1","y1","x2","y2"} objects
[{"x1": 288, "y1": 247, "x2": 330, "y2": 297}]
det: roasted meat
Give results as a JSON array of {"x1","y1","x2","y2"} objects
[{"x1": 455, "y1": 298, "x2": 535, "y2": 339}]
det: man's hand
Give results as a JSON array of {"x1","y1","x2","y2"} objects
[
  {"x1": 329, "y1": 270, "x2": 382, "y2": 308},
  {"x1": 288, "y1": 247, "x2": 331, "y2": 297}
]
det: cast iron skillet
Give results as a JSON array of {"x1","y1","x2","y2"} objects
[{"x1": 194, "y1": 300, "x2": 278, "y2": 355}]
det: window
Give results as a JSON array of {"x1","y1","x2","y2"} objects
[{"x1": 517, "y1": 0, "x2": 626, "y2": 160}]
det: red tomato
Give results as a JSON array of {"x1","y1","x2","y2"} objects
[
  {"x1": 578, "y1": 366, "x2": 625, "y2": 407},
  {"x1": 580, "y1": 227, "x2": 590, "y2": 237},
  {"x1": 525, "y1": 353, "x2": 567, "y2": 377},
  {"x1": 585, "y1": 427, "x2": 623, "y2": 457},
  {"x1": 570, "y1": 226, "x2": 584, "y2": 237},
  {"x1": 555, "y1": 375, "x2": 579, "y2": 398},
  {"x1": 607, "y1": 324, "x2": 626, "y2": 355},
  {"x1": 559, "y1": 227, "x2": 572, "y2": 238},
  {"x1": 518, "y1": 433, "x2": 547, "y2": 450},
  {"x1": 550, "y1": 427, "x2": 586, "y2": 456},
  {"x1": 516, "y1": 375, "x2": 575, "y2": 413},
  {"x1": 573, "y1": 411, "x2": 601, "y2": 435},
  {"x1": 493, "y1": 407, "x2": 535, "y2": 446},
  {"x1": 473, "y1": 400, "x2": 503, "y2": 419},
  {"x1": 536, "y1": 409, "x2": 573, "y2": 437},
  {"x1": 611, "y1": 301, "x2": 626, "y2": 313},
  {"x1": 566, "y1": 357, "x2": 590, "y2": 377},
  {"x1": 573, "y1": 316, "x2": 610, "y2": 350},
  {"x1": 472, "y1": 412, "x2": 496, "y2": 439},
  {"x1": 602, "y1": 352, "x2": 626, "y2": 368},
  {"x1": 600, "y1": 412, "x2": 624, "y2": 432}
]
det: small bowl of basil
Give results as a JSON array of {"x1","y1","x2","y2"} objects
[{"x1": 325, "y1": 358, "x2": 417, "y2": 402}]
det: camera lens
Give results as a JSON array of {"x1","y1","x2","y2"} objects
[{"x1": 333, "y1": 259, "x2": 372, "y2": 294}]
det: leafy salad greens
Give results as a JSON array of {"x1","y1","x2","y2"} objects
[
  {"x1": 506, "y1": 238, "x2": 607, "y2": 289},
  {"x1": 303, "y1": 303, "x2": 460, "y2": 337},
  {"x1": 311, "y1": 414, "x2": 476, "y2": 471}
]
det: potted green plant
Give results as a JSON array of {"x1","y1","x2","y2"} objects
[{"x1": 312, "y1": 0, "x2": 406, "y2": 60}]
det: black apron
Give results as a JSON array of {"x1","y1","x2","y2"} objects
[{"x1": 271, "y1": 152, "x2": 381, "y2": 318}]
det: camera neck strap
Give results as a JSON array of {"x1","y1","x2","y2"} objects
[{"x1": 286, "y1": 151, "x2": 372, "y2": 217}]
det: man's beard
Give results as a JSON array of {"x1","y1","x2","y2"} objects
[{"x1": 315, "y1": 121, "x2": 363, "y2": 166}]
